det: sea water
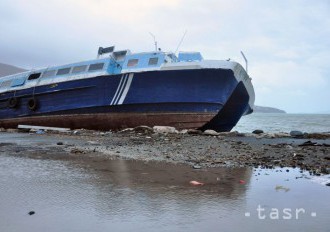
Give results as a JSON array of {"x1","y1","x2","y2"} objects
[{"x1": 234, "y1": 113, "x2": 330, "y2": 133}]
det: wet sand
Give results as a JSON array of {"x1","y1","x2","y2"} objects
[
  {"x1": 1, "y1": 129, "x2": 329, "y2": 232},
  {"x1": 1, "y1": 128, "x2": 329, "y2": 175}
]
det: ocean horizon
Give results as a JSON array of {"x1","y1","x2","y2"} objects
[{"x1": 233, "y1": 113, "x2": 330, "y2": 133}]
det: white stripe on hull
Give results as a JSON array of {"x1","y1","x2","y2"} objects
[
  {"x1": 110, "y1": 73, "x2": 134, "y2": 105},
  {"x1": 110, "y1": 74, "x2": 126, "y2": 105},
  {"x1": 112, "y1": 75, "x2": 129, "y2": 104},
  {"x1": 117, "y1": 73, "x2": 134, "y2": 105}
]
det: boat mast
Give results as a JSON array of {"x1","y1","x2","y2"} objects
[
  {"x1": 149, "y1": 32, "x2": 158, "y2": 51},
  {"x1": 174, "y1": 30, "x2": 187, "y2": 55},
  {"x1": 240, "y1": 51, "x2": 248, "y2": 73}
]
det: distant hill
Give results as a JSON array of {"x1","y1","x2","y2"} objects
[
  {"x1": 0, "y1": 63, "x2": 26, "y2": 77},
  {"x1": 254, "y1": 105, "x2": 286, "y2": 113}
]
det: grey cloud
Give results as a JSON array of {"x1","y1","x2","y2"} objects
[{"x1": 1, "y1": 0, "x2": 329, "y2": 113}]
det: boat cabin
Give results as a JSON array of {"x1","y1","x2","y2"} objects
[{"x1": 0, "y1": 46, "x2": 204, "y2": 93}]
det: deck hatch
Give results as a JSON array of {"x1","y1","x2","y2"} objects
[{"x1": 28, "y1": 73, "x2": 41, "y2": 80}]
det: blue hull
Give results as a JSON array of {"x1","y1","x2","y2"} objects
[{"x1": 0, "y1": 69, "x2": 250, "y2": 131}]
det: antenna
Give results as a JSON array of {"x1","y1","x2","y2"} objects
[
  {"x1": 240, "y1": 51, "x2": 248, "y2": 73},
  {"x1": 149, "y1": 32, "x2": 158, "y2": 51},
  {"x1": 174, "y1": 30, "x2": 187, "y2": 54}
]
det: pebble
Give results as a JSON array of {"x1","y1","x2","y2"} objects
[
  {"x1": 134, "y1": 126, "x2": 154, "y2": 134},
  {"x1": 193, "y1": 165, "x2": 202, "y2": 169},
  {"x1": 187, "y1": 129, "x2": 203, "y2": 135},
  {"x1": 252, "y1": 129, "x2": 264, "y2": 134},
  {"x1": 153, "y1": 126, "x2": 178, "y2": 134},
  {"x1": 203, "y1": 130, "x2": 220, "y2": 136},
  {"x1": 290, "y1": 130, "x2": 304, "y2": 138},
  {"x1": 2, "y1": 125, "x2": 329, "y2": 175}
]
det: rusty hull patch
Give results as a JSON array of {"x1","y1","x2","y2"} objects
[{"x1": 0, "y1": 112, "x2": 216, "y2": 131}]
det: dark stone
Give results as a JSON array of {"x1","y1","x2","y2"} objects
[
  {"x1": 57, "y1": 142, "x2": 64, "y2": 145},
  {"x1": 187, "y1": 129, "x2": 203, "y2": 135},
  {"x1": 290, "y1": 130, "x2": 304, "y2": 138},
  {"x1": 28, "y1": 211, "x2": 35, "y2": 215},
  {"x1": 298, "y1": 141, "x2": 317, "y2": 147},
  {"x1": 252, "y1": 129, "x2": 264, "y2": 134},
  {"x1": 326, "y1": 183, "x2": 330, "y2": 187},
  {"x1": 133, "y1": 126, "x2": 154, "y2": 134}
]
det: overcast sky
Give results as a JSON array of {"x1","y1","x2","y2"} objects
[{"x1": 0, "y1": 0, "x2": 329, "y2": 113}]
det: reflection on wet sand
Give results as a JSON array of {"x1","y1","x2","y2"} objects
[
  {"x1": 71, "y1": 157, "x2": 252, "y2": 209},
  {"x1": 1, "y1": 153, "x2": 329, "y2": 232},
  {"x1": 79, "y1": 157, "x2": 253, "y2": 194},
  {"x1": 72, "y1": 158, "x2": 253, "y2": 218}
]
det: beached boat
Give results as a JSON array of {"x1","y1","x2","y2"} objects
[{"x1": 0, "y1": 46, "x2": 255, "y2": 131}]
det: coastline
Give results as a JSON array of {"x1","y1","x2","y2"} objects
[{"x1": 1, "y1": 127, "x2": 329, "y2": 175}]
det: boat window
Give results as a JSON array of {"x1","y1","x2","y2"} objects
[
  {"x1": 148, "y1": 57, "x2": 158, "y2": 66},
  {"x1": 56, "y1": 67, "x2": 71, "y2": 76},
  {"x1": 127, "y1": 59, "x2": 139, "y2": 67},
  {"x1": 11, "y1": 78, "x2": 26, "y2": 87},
  {"x1": 0, "y1": 80, "x2": 11, "y2": 88},
  {"x1": 42, "y1": 70, "x2": 56, "y2": 78},
  {"x1": 88, "y1": 63, "x2": 104, "y2": 71},
  {"x1": 28, "y1": 73, "x2": 41, "y2": 80},
  {"x1": 72, "y1": 65, "x2": 87, "y2": 73}
]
